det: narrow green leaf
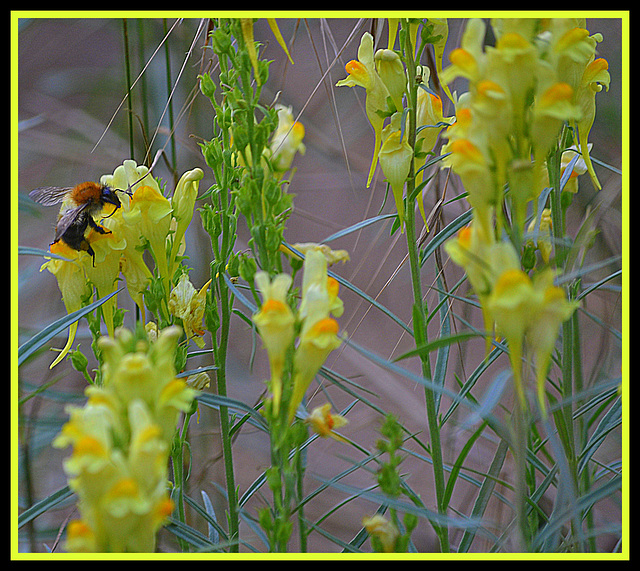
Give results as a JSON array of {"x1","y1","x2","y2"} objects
[
  {"x1": 321, "y1": 213, "x2": 396, "y2": 243},
  {"x1": 457, "y1": 439, "x2": 510, "y2": 553},
  {"x1": 531, "y1": 474, "x2": 622, "y2": 551},
  {"x1": 578, "y1": 396, "x2": 622, "y2": 475},
  {"x1": 18, "y1": 485, "x2": 73, "y2": 528},
  {"x1": 164, "y1": 517, "x2": 219, "y2": 551},
  {"x1": 196, "y1": 392, "x2": 268, "y2": 431},
  {"x1": 18, "y1": 289, "x2": 120, "y2": 367},
  {"x1": 394, "y1": 331, "x2": 486, "y2": 362},
  {"x1": 442, "y1": 420, "x2": 488, "y2": 508},
  {"x1": 420, "y1": 209, "x2": 473, "y2": 266},
  {"x1": 432, "y1": 274, "x2": 450, "y2": 415}
]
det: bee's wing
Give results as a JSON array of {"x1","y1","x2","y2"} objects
[
  {"x1": 28, "y1": 186, "x2": 73, "y2": 206},
  {"x1": 54, "y1": 202, "x2": 90, "y2": 242}
]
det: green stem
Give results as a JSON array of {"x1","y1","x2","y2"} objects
[
  {"x1": 122, "y1": 18, "x2": 135, "y2": 162},
  {"x1": 401, "y1": 20, "x2": 449, "y2": 553},
  {"x1": 209, "y1": 156, "x2": 240, "y2": 551},
  {"x1": 162, "y1": 19, "x2": 177, "y2": 178},
  {"x1": 171, "y1": 413, "x2": 191, "y2": 552},
  {"x1": 214, "y1": 273, "x2": 240, "y2": 552},
  {"x1": 548, "y1": 144, "x2": 574, "y2": 447},
  {"x1": 548, "y1": 138, "x2": 585, "y2": 548},
  {"x1": 296, "y1": 444, "x2": 307, "y2": 552},
  {"x1": 513, "y1": 391, "x2": 532, "y2": 551}
]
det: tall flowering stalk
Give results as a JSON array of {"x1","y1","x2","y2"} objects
[
  {"x1": 198, "y1": 17, "x2": 307, "y2": 552},
  {"x1": 440, "y1": 17, "x2": 608, "y2": 415},
  {"x1": 251, "y1": 247, "x2": 344, "y2": 552},
  {"x1": 336, "y1": 16, "x2": 612, "y2": 552},
  {"x1": 337, "y1": 18, "x2": 455, "y2": 552},
  {"x1": 53, "y1": 325, "x2": 197, "y2": 552},
  {"x1": 36, "y1": 157, "x2": 209, "y2": 551},
  {"x1": 439, "y1": 17, "x2": 609, "y2": 549}
]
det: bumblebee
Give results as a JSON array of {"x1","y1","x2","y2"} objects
[{"x1": 29, "y1": 181, "x2": 129, "y2": 265}]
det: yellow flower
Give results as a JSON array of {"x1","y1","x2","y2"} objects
[
  {"x1": 490, "y1": 17, "x2": 542, "y2": 43},
  {"x1": 298, "y1": 248, "x2": 344, "y2": 319},
  {"x1": 54, "y1": 325, "x2": 194, "y2": 552},
  {"x1": 306, "y1": 403, "x2": 349, "y2": 443},
  {"x1": 486, "y1": 268, "x2": 539, "y2": 407},
  {"x1": 269, "y1": 104, "x2": 306, "y2": 173},
  {"x1": 374, "y1": 48, "x2": 405, "y2": 113},
  {"x1": 445, "y1": 223, "x2": 522, "y2": 354},
  {"x1": 527, "y1": 208, "x2": 553, "y2": 263},
  {"x1": 528, "y1": 271, "x2": 579, "y2": 416},
  {"x1": 289, "y1": 290, "x2": 341, "y2": 423},
  {"x1": 41, "y1": 240, "x2": 91, "y2": 368},
  {"x1": 440, "y1": 18, "x2": 487, "y2": 87},
  {"x1": 414, "y1": 68, "x2": 455, "y2": 226},
  {"x1": 378, "y1": 113, "x2": 414, "y2": 231},
  {"x1": 531, "y1": 80, "x2": 581, "y2": 189},
  {"x1": 336, "y1": 32, "x2": 392, "y2": 187},
  {"x1": 546, "y1": 23, "x2": 609, "y2": 190},
  {"x1": 98, "y1": 163, "x2": 154, "y2": 320},
  {"x1": 53, "y1": 400, "x2": 119, "y2": 495},
  {"x1": 156, "y1": 378, "x2": 198, "y2": 442},
  {"x1": 441, "y1": 137, "x2": 495, "y2": 239},
  {"x1": 82, "y1": 225, "x2": 126, "y2": 339},
  {"x1": 99, "y1": 473, "x2": 169, "y2": 553},
  {"x1": 551, "y1": 25, "x2": 601, "y2": 93},
  {"x1": 252, "y1": 271, "x2": 295, "y2": 414},
  {"x1": 65, "y1": 520, "x2": 97, "y2": 553},
  {"x1": 428, "y1": 18, "x2": 454, "y2": 104},
  {"x1": 168, "y1": 274, "x2": 211, "y2": 349},
  {"x1": 118, "y1": 245, "x2": 153, "y2": 323},
  {"x1": 552, "y1": 144, "x2": 590, "y2": 194},
  {"x1": 283, "y1": 242, "x2": 350, "y2": 266},
  {"x1": 100, "y1": 159, "x2": 156, "y2": 196},
  {"x1": 488, "y1": 32, "x2": 538, "y2": 121},
  {"x1": 416, "y1": 72, "x2": 455, "y2": 157},
  {"x1": 99, "y1": 159, "x2": 206, "y2": 319},
  {"x1": 123, "y1": 182, "x2": 173, "y2": 295},
  {"x1": 127, "y1": 400, "x2": 170, "y2": 491},
  {"x1": 362, "y1": 514, "x2": 399, "y2": 553},
  {"x1": 169, "y1": 167, "x2": 204, "y2": 277},
  {"x1": 288, "y1": 250, "x2": 342, "y2": 422},
  {"x1": 98, "y1": 325, "x2": 196, "y2": 440},
  {"x1": 185, "y1": 369, "x2": 211, "y2": 391},
  {"x1": 574, "y1": 57, "x2": 610, "y2": 190}
]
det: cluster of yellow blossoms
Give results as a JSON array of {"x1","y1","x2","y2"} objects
[
  {"x1": 41, "y1": 160, "x2": 210, "y2": 367},
  {"x1": 446, "y1": 224, "x2": 579, "y2": 412},
  {"x1": 53, "y1": 325, "x2": 197, "y2": 552},
  {"x1": 251, "y1": 247, "x2": 344, "y2": 425},
  {"x1": 440, "y1": 18, "x2": 609, "y2": 234},
  {"x1": 440, "y1": 18, "x2": 609, "y2": 413},
  {"x1": 336, "y1": 21, "x2": 455, "y2": 230}
]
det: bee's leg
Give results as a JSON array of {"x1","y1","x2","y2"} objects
[
  {"x1": 88, "y1": 216, "x2": 112, "y2": 235},
  {"x1": 85, "y1": 242, "x2": 96, "y2": 267}
]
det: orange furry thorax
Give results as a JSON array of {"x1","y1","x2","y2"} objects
[{"x1": 70, "y1": 182, "x2": 104, "y2": 205}]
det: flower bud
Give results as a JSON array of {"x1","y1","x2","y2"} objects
[
  {"x1": 378, "y1": 113, "x2": 413, "y2": 231},
  {"x1": 374, "y1": 48, "x2": 405, "y2": 112}
]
